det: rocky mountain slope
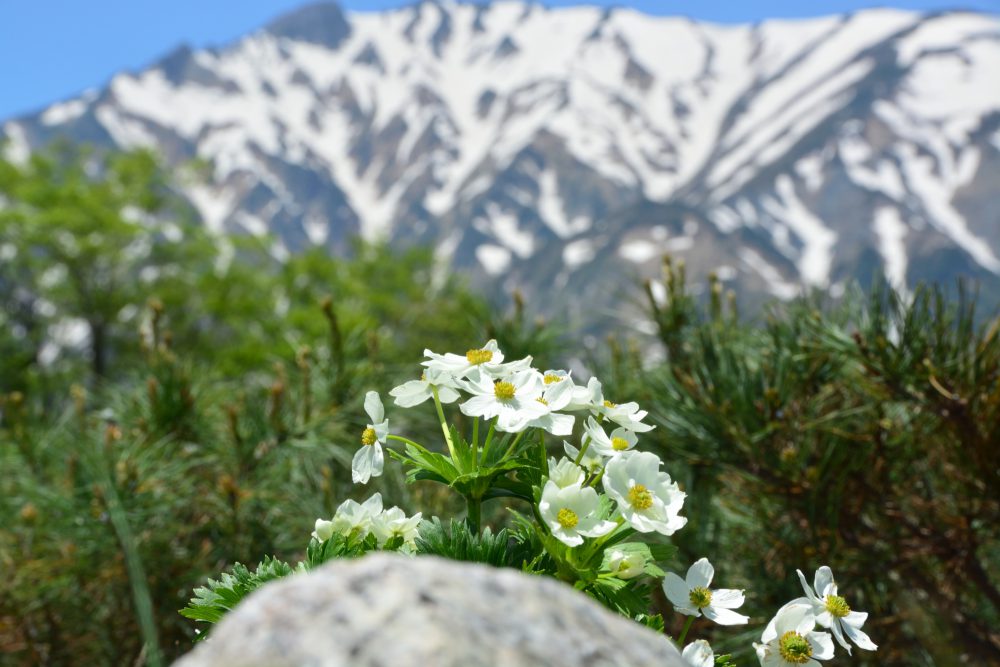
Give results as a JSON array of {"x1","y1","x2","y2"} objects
[{"x1": 4, "y1": 1, "x2": 999, "y2": 330}]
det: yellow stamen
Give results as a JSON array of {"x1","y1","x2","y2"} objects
[
  {"x1": 603, "y1": 399, "x2": 617, "y2": 408},
  {"x1": 778, "y1": 631, "x2": 813, "y2": 664},
  {"x1": 628, "y1": 484, "x2": 653, "y2": 510},
  {"x1": 361, "y1": 427, "x2": 377, "y2": 446},
  {"x1": 689, "y1": 586, "x2": 713, "y2": 609},
  {"x1": 466, "y1": 348, "x2": 493, "y2": 365},
  {"x1": 556, "y1": 508, "x2": 578, "y2": 529},
  {"x1": 537, "y1": 397, "x2": 548, "y2": 405},
  {"x1": 825, "y1": 595, "x2": 850, "y2": 618},
  {"x1": 543, "y1": 374, "x2": 563, "y2": 384},
  {"x1": 494, "y1": 381, "x2": 516, "y2": 400},
  {"x1": 611, "y1": 436, "x2": 630, "y2": 451}
]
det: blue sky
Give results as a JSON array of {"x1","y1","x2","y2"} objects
[{"x1": 1, "y1": 0, "x2": 997, "y2": 121}]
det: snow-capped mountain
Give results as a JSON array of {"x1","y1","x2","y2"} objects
[{"x1": 5, "y1": 1, "x2": 1000, "y2": 328}]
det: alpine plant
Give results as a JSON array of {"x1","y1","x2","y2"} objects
[{"x1": 183, "y1": 340, "x2": 879, "y2": 665}]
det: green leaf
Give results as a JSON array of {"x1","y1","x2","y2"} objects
[{"x1": 179, "y1": 556, "x2": 293, "y2": 631}]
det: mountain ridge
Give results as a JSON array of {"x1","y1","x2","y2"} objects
[{"x1": 4, "y1": 1, "x2": 999, "y2": 330}]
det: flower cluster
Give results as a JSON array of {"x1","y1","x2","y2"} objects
[
  {"x1": 330, "y1": 340, "x2": 877, "y2": 665},
  {"x1": 753, "y1": 566, "x2": 877, "y2": 666},
  {"x1": 349, "y1": 339, "x2": 686, "y2": 551},
  {"x1": 313, "y1": 492, "x2": 422, "y2": 551}
]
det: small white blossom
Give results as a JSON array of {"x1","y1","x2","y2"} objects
[
  {"x1": 312, "y1": 493, "x2": 383, "y2": 542},
  {"x1": 421, "y1": 339, "x2": 531, "y2": 380},
  {"x1": 662, "y1": 558, "x2": 749, "y2": 625},
  {"x1": 790, "y1": 566, "x2": 877, "y2": 654},
  {"x1": 601, "y1": 399, "x2": 654, "y2": 433},
  {"x1": 585, "y1": 417, "x2": 638, "y2": 458},
  {"x1": 755, "y1": 604, "x2": 834, "y2": 667},
  {"x1": 538, "y1": 481, "x2": 617, "y2": 547},
  {"x1": 566, "y1": 376, "x2": 604, "y2": 412},
  {"x1": 606, "y1": 549, "x2": 646, "y2": 579},
  {"x1": 682, "y1": 640, "x2": 715, "y2": 667},
  {"x1": 370, "y1": 507, "x2": 422, "y2": 548},
  {"x1": 565, "y1": 377, "x2": 653, "y2": 432},
  {"x1": 525, "y1": 369, "x2": 577, "y2": 435},
  {"x1": 388, "y1": 368, "x2": 462, "y2": 408},
  {"x1": 603, "y1": 451, "x2": 686, "y2": 536},
  {"x1": 458, "y1": 368, "x2": 547, "y2": 432},
  {"x1": 352, "y1": 391, "x2": 388, "y2": 484},
  {"x1": 547, "y1": 456, "x2": 586, "y2": 488}
]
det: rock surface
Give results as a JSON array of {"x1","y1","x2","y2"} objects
[{"x1": 174, "y1": 553, "x2": 686, "y2": 667}]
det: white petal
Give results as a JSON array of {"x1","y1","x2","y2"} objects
[
  {"x1": 534, "y1": 412, "x2": 575, "y2": 436},
  {"x1": 773, "y1": 603, "x2": 813, "y2": 637},
  {"x1": 807, "y1": 630, "x2": 835, "y2": 660},
  {"x1": 842, "y1": 610, "x2": 868, "y2": 629},
  {"x1": 796, "y1": 568, "x2": 820, "y2": 602},
  {"x1": 842, "y1": 617, "x2": 878, "y2": 651},
  {"x1": 686, "y1": 558, "x2": 715, "y2": 589},
  {"x1": 703, "y1": 605, "x2": 749, "y2": 626},
  {"x1": 373, "y1": 419, "x2": 389, "y2": 442},
  {"x1": 828, "y1": 618, "x2": 851, "y2": 654},
  {"x1": 813, "y1": 566, "x2": 834, "y2": 598},
  {"x1": 459, "y1": 395, "x2": 500, "y2": 419},
  {"x1": 578, "y1": 519, "x2": 617, "y2": 538},
  {"x1": 352, "y1": 446, "x2": 374, "y2": 484},
  {"x1": 389, "y1": 382, "x2": 432, "y2": 408},
  {"x1": 711, "y1": 588, "x2": 745, "y2": 609},
  {"x1": 551, "y1": 527, "x2": 583, "y2": 547},
  {"x1": 437, "y1": 386, "x2": 461, "y2": 403},
  {"x1": 681, "y1": 640, "x2": 714, "y2": 667},
  {"x1": 662, "y1": 572, "x2": 691, "y2": 609},
  {"x1": 364, "y1": 391, "x2": 384, "y2": 424},
  {"x1": 359, "y1": 494, "x2": 380, "y2": 515}
]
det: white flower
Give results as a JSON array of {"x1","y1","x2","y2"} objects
[
  {"x1": 523, "y1": 369, "x2": 577, "y2": 434},
  {"x1": 312, "y1": 493, "x2": 383, "y2": 542},
  {"x1": 566, "y1": 377, "x2": 653, "y2": 432},
  {"x1": 585, "y1": 417, "x2": 638, "y2": 458},
  {"x1": 755, "y1": 604, "x2": 834, "y2": 667},
  {"x1": 538, "y1": 480, "x2": 617, "y2": 547},
  {"x1": 682, "y1": 640, "x2": 715, "y2": 667},
  {"x1": 662, "y1": 558, "x2": 749, "y2": 625},
  {"x1": 601, "y1": 399, "x2": 654, "y2": 433},
  {"x1": 458, "y1": 368, "x2": 547, "y2": 432},
  {"x1": 790, "y1": 566, "x2": 877, "y2": 654},
  {"x1": 603, "y1": 451, "x2": 686, "y2": 536},
  {"x1": 547, "y1": 456, "x2": 586, "y2": 488},
  {"x1": 563, "y1": 439, "x2": 603, "y2": 474},
  {"x1": 388, "y1": 368, "x2": 462, "y2": 408},
  {"x1": 606, "y1": 549, "x2": 645, "y2": 579},
  {"x1": 566, "y1": 376, "x2": 604, "y2": 412},
  {"x1": 352, "y1": 391, "x2": 388, "y2": 484},
  {"x1": 371, "y1": 507, "x2": 422, "y2": 548},
  {"x1": 421, "y1": 339, "x2": 531, "y2": 380}
]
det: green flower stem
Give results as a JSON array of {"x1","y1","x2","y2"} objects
[
  {"x1": 466, "y1": 495, "x2": 482, "y2": 535},
  {"x1": 501, "y1": 430, "x2": 526, "y2": 460},
  {"x1": 431, "y1": 385, "x2": 457, "y2": 460},
  {"x1": 386, "y1": 434, "x2": 432, "y2": 455},
  {"x1": 573, "y1": 433, "x2": 594, "y2": 466},
  {"x1": 481, "y1": 420, "x2": 497, "y2": 461},
  {"x1": 472, "y1": 417, "x2": 480, "y2": 453},
  {"x1": 589, "y1": 462, "x2": 607, "y2": 489},
  {"x1": 676, "y1": 615, "x2": 695, "y2": 645}
]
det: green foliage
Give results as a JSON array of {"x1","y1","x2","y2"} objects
[
  {"x1": 600, "y1": 258, "x2": 1000, "y2": 666},
  {"x1": 0, "y1": 143, "x2": 529, "y2": 665},
  {"x1": 179, "y1": 557, "x2": 294, "y2": 626},
  {"x1": 414, "y1": 518, "x2": 535, "y2": 569}
]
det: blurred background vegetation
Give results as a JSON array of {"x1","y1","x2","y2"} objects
[{"x1": 0, "y1": 145, "x2": 997, "y2": 666}]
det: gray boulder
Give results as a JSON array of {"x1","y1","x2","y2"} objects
[{"x1": 174, "y1": 553, "x2": 686, "y2": 667}]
